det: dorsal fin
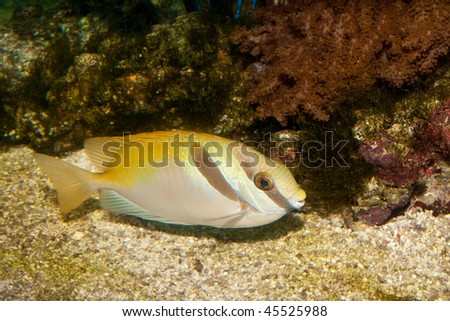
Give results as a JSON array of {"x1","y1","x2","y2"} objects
[
  {"x1": 84, "y1": 131, "x2": 236, "y2": 169},
  {"x1": 84, "y1": 134, "x2": 170, "y2": 169},
  {"x1": 84, "y1": 136, "x2": 125, "y2": 169}
]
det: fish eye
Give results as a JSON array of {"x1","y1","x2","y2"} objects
[{"x1": 254, "y1": 172, "x2": 273, "y2": 191}]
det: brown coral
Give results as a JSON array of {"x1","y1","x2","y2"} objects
[{"x1": 233, "y1": 0, "x2": 450, "y2": 122}]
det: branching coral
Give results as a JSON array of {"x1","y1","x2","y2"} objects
[{"x1": 233, "y1": 0, "x2": 450, "y2": 122}]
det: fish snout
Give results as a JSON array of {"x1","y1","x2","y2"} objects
[{"x1": 289, "y1": 189, "x2": 306, "y2": 210}]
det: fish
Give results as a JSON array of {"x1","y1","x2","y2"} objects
[{"x1": 34, "y1": 131, "x2": 306, "y2": 228}]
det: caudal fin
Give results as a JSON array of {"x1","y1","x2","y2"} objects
[{"x1": 34, "y1": 153, "x2": 97, "y2": 213}]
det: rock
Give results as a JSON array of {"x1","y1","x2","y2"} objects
[{"x1": 1, "y1": 3, "x2": 253, "y2": 154}]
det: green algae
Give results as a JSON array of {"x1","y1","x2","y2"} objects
[
  {"x1": 373, "y1": 290, "x2": 416, "y2": 301},
  {"x1": 0, "y1": 244, "x2": 145, "y2": 300},
  {"x1": 1, "y1": 247, "x2": 98, "y2": 300},
  {"x1": 0, "y1": 0, "x2": 63, "y2": 26}
]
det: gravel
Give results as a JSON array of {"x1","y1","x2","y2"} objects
[{"x1": 1, "y1": 146, "x2": 449, "y2": 300}]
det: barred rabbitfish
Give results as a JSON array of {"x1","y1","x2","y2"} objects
[{"x1": 34, "y1": 131, "x2": 306, "y2": 228}]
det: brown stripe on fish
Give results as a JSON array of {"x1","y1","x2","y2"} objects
[
  {"x1": 233, "y1": 145, "x2": 291, "y2": 209},
  {"x1": 193, "y1": 146, "x2": 239, "y2": 202}
]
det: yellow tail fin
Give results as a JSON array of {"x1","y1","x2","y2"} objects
[{"x1": 34, "y1": 153, "x2": 97, "y2": 213}]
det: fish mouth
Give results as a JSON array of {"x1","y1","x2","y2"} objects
[
  {"x1": 289, "y1": 189, "x2": 306, "y2": 210},
  {"x1": 291, "y1": 199, "x2": 305, "y2": 210}
]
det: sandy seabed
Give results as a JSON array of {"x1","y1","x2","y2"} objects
[{"x1": 1, "y1": 146, "x2": 449, "y2": 300}]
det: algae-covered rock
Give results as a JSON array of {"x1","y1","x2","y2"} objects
[
  {"x1": 351, "y1": 64, "x2": 450, "y2": 225},
  {"x1": 1, "y1": 2, "x2": 253, "y2": 154}
]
